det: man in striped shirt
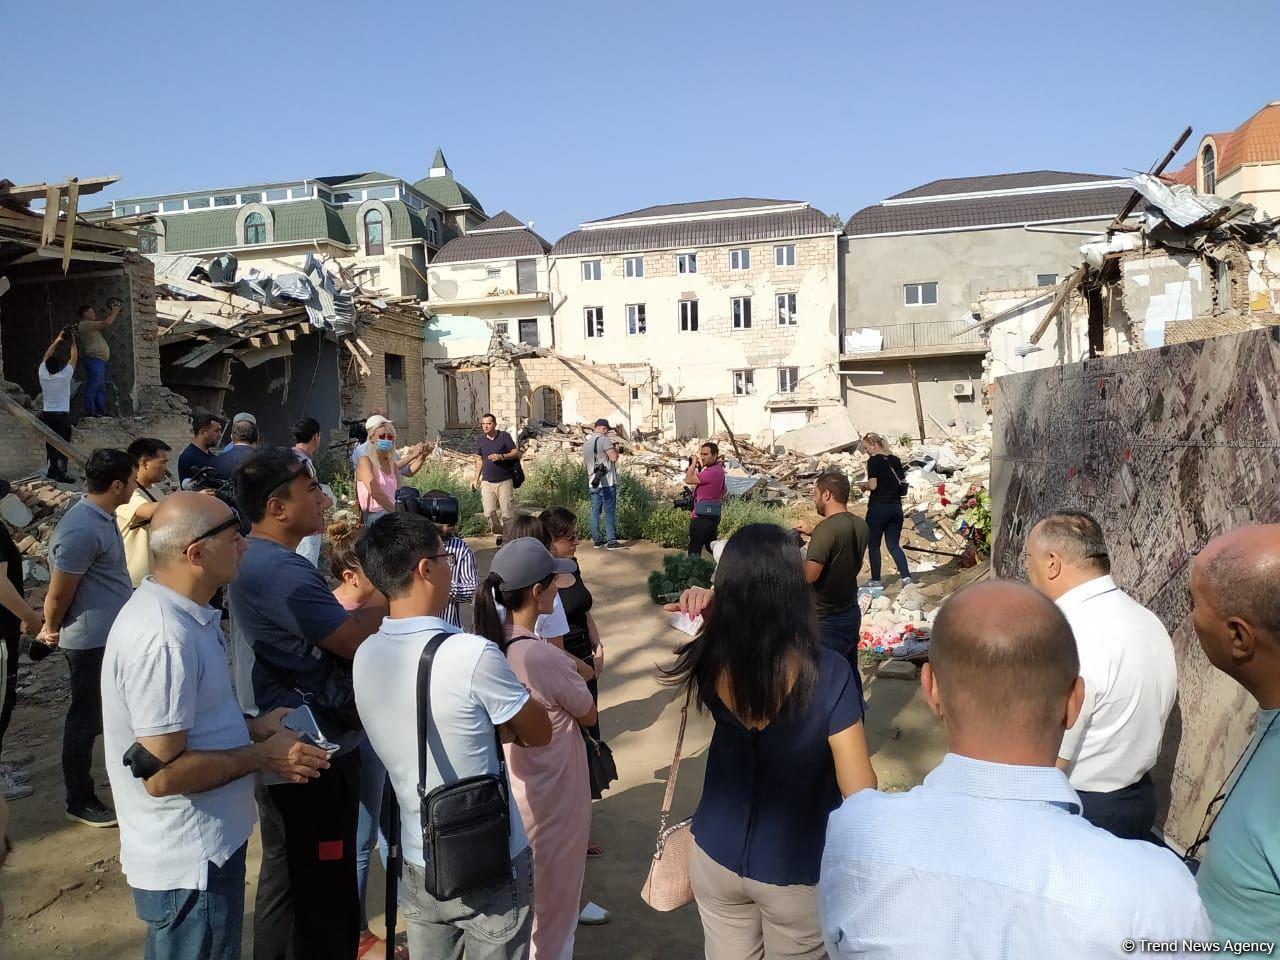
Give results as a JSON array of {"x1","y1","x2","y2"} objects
[{"x1": 424, "y1": 489, "x2": 477, "y2": 629}]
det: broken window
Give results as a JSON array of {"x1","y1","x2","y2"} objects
[
  {"x1": 626, "y1": 303, "x2": 647, "y2": 336},
  {"x1": 730, "y1": 248, "x2": 750, "y2": 270},
  {"x1": 677, "y1": 252, "x2": 697, "y2": 274},
  {"x1": 518, "y1": 319, "x2": 540, "y2": 346},
  {"x1": 241, "y1": 192, "x2": 262, "y2": 204},
  {"x1": 732, "y1": 296, "x2": 752, "y2": 329},
  {"x1": 774, "y1": 244, "x2": 796, "y2": 266},
  {"x1": 625, "y1": 256, "x2": 644, "y2": 278},
  {"x1": 384, "y1": 352, "x2": 408, "y2": 425},
  {"x1": 904, "y1": 282, "x2": 938, "y2": 306},
  {"x1": 138, "y1": 229, "x2": 159, "y2": 255},
  {"x1": 244, "y1": 212, "x2": 267, "y2": 245},
  {"x1": 486, "y1": 267, "x2": 502, "y2": 281},
  {"x1": 364, "y1": 209, "x2": 385, "y2": 255},
  {"x1": 585, "y1": 306, "x2": 604, "y2": 338},
  {"x1": 679, "y1": 299, "x2": 699, "y2": 332},
  {"x1": 732, "y1": 369, "x2": 755, "y2": 396},
  {"x1": 776, "y1": 292, "x2": 797, "y2": 326},
  {"x1": 778, "y1": 366, "x2": 798, "y2": 393},
  {"x1": 581, "y1": 260, "x2": 602, "y2": 281},
  {"x1": 1037, "y1": 274, "x2": 1058, "y2": 287},
  {"x1": 494, "y1": 320, "x2": 510, "y2": 339}
]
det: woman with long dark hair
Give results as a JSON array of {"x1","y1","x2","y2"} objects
[
  {"x1": 857, "y1": 432, "x2": 912, "y2": 588},
  {"x1": 475, "y1": 537, "x2": 596, "y2": 960},
  {"x1": 663, "y1": 523, "x2": 877, "y2": 960}
]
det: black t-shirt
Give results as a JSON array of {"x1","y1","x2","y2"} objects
[
  {"x1": 867, "y1": 454, "x2": 907, "y2": 502},
  {"x1": 476, "y1": 432, "x2": 516, "y2": 484},
  {"x1": 0, "y1": 523, "x2": 25, "y2": 636},
  {"x1": 559, "y1": 560, "x2": 594, "y2": 662},
  {"x1": 178, "y1": 443, "x2": 219, "y2": 485},
  {"x1": 215, "y1": 444, "x2": 257, "y2": 484}
]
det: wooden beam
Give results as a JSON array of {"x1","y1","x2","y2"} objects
[
  {"x1": 157, "y1": 274, "x2": 277, "y2": 312},
  {"x1": 343, "y1": 338, "x2": 371, "y2": 376},
  {"x1": 41, "y1": 185, "x2": 59, "y2": 246},
  {"x1": 715, "y1": 407, "x2": 746, "y2": 465},
  {"x1": 0, "y1": 207, "x2": 139, "y2": 250},
  {"x1": 355, "y1": 337, "x2": 373, "y2": 357},
  {"x1": 61, "y1": 179, "x2": 80, "y2": 273},
  {"x1": 7, "y1": 247, "x2": 123, "y2": 267},
  {"x1": 153, "y1": 300, "x2": 240, "y2": 316},
  {"x1": 249, "y1": 336, "x2": 263, "y2": 348},
  {"x1": 266, "y1": 331, "x2": 280, "y2": 346},
  {"x1": 0, "y1": 176, "x2": 118, "y2": 202},
  {"x1": 1110, "y1": 126, "x2": 1193, "y2": 231},
  {"x1": 0, "y1": 392, "x2": 84, "y2": 465},
  {"x1": 283, "y1": 328, "x2": 298, "y2": 341},
  {"x1": 908, "y1": 364, "x2": 926, "y2": 442},
  {"x1": 1029, "y1": 264, "x2": 1089, "y2": 345}
]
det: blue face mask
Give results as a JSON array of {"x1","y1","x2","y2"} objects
[{"x1": 374, "y1": 438, "x2": 394, "y2": 452}]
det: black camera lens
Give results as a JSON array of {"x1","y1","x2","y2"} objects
[{"x1": 27, "y1": 638, "x2": 53, "y2": 661}]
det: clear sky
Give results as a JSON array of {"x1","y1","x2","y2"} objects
[{"x1": 3, "y1": 0, "x2": 1276, "y2": 240}]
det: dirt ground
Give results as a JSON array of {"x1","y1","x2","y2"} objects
[{"x1": 0, "y1": 537, "x2": 947, "y2": 959}]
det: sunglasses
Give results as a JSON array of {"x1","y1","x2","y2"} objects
[
  {"x1": 187, "y1": 508, "x2": 243, "y2": 550},
  {"x1": 427, "y1": 552, "x2": 456, "y2": 569}
]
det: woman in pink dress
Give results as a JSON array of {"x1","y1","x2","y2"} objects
[{"x1": 475, "y1": 537, "x2": 596, "y2": 960}]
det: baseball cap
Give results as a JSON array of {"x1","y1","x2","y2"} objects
[
  {"x1": 231, "y1": 412, "x2": 257, "y2": 426},
  {"x1": 365, "y1": 415, "x2": 394, "y2": 434},
  {"x1": 490, "y1": 537, "x2": 575, "y2": 591},
  {"x1": 594, "y1": 418, "x2": 610, "y2": 429}
]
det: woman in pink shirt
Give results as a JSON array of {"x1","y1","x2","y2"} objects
[
  {"x1": 475, "y1": 537, "x2": 596, "y2": 960},
  {"x1": 686, "y1": 440, "x2": 727, "y2": 558},
  {"x1": 355, "y1": 417, "x2": 428, "y2": 523}
]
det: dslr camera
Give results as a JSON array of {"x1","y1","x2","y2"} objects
[{"x1": 394, "y1": 487, "x2": 459, "y2": 526}]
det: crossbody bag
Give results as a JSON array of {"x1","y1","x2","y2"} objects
[
  {"x1": 640, "y1": 687, "x2": 695, "y2": 911},
  {"x1": 416, "y1": 632, "x2": 514, "y2": 901}
]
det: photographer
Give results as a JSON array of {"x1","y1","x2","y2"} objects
[
  {"x1": 421, "y1": 488, "x2": 476, "y2": 629},
  {"x1": 102, "y1": 492, "x2": 330, "y2": 960},
  {"x1": 75, "y1": 300, "x2": 122, "y2": 417},
  {"x1": 685, "y1": 441, "x2": 726, "y2": 558},
  {"x1": 117, "y1": 438, "x2": 172, "y2": 587},
  {"x1": 38, "y1": 331, "x2": 77, "y2": 483},
  {"x1": 228, "y1": 448, "x2": 387, "y2": 960},
  {"x1": 177, "y1": 414, "x2": 224, "y2": 486},
  {"x1": 583, "y1": 419, "x2": 621, "y2": 550}
]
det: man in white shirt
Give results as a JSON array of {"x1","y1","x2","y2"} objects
[
  {"x1": 1025, "y1": 511, "x2": 1177, "y2": 839},
  {"x1": 353, "y1": 512, "x2": 551, "y2": 960},
  {"x1": 37, "y1": 331, "x2": 77, "y2": 483},
  {"x1": 820, "y1": 580, "x2": 1209, "y2": 959},
  {"x1": 101, "y1": 492, "x2": 329, "y2": 960}
]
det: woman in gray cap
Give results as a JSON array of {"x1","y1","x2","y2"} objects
[{"x1": 474, "y1": 538, "x2": 597, "y2": 960}]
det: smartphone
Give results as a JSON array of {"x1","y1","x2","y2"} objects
[{"x1": 281, "y1": 705, "x2": 340, "y2": 757}]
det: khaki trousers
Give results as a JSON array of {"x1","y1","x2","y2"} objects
[
  {"x1": 689, "y1": 841, "x2": 826, "y2": 960},
  {"x1": 481, "y1": 479, "x2": 515, "y2": 534}
]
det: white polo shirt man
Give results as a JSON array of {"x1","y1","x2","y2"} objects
[
  {"x1": 1055, "y1": 574, "x2": 1177, "y2": 836},
  {"x1": 101, "y1": 578, "x2": 256, "y2": 892}
]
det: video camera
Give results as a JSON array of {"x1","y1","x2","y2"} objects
[{"x1": 394, "y1": 487, "x2": 459, "y2": 527}]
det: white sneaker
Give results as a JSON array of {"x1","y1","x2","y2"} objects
[
  {"x1": 1, "y1": 771, "x2": 32, "y2": 800},
  {"x1": 0, "y1": 762, "x2": 30, "y2": 784},
  {"x1": 578, "y1": 901, "x2": 610, "y2": 925}
]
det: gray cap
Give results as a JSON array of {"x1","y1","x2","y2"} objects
[
  {"x1": 231, "y1": 411, "x2": 257, "y2": 426},
  {"x1": 490, "y1": 537, "x2": 575, "y2": 591}
]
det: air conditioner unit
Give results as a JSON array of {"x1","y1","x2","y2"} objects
[{"x1": 953, "y1": 382, "x2": 975, "y2": 398}]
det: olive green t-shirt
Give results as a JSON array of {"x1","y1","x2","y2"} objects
[
  {"x1": 806, "y1": 511, "x2": 870, "y2": 618},
  {"x1": 78, "y1": 319, "x2": 111, "y2": 361}
]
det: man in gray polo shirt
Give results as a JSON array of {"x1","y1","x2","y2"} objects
[
  {"x1": 102, "y1": 492, "x2": 331, "y2": 960},
  {"x1": 38, "y1": 448, "x2": 137, "y2": 827}
]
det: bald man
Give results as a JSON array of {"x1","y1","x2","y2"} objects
[
  {"x1": 100, "y1": 492, "x2": 330, "y2": 960},
  {"x1": 1189, "y1": 525, "x2": 1280, "y2": 943},
  {"x1": 820, "y1": 581, "x2": 1209, "y2": 959}
]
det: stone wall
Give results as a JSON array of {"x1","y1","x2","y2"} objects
[{"x1": 342, "y1": 312, "x2": 427, "y2": 440}]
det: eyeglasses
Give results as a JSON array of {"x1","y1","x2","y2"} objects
[
  {"x1": 557, "y1": 533, "x2": 580, "y2": 543},
  {"x1": 427, "y1": 552, "x2": 456, "y2": 569},
  {"x1": 187, "y1": 510, "x2": 243, "y2": 550}
]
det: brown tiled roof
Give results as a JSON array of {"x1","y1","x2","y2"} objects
[
  {"x1": 1166, "y1": 104, "x2": 1280, "y2": 189},
  {"x1": 471, "y1": 210, "x2": 526, "y2": 232},
  {"x1": 587, "y1": 198, "x2": 801, "y2": 223},
  {"x1": 431, "y1": 212, "x2": 551, "y2": 264},
  {"x1": 553, "y1": 205, "x2": 834, "y2": 256},
  {"x1": 844, "y1": 186, "x2": 1130, "y2": 236},
  {"x1": 885, "y1": 171, "x2": 1118, "y2": 200}
]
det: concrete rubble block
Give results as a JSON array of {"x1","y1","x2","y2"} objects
[
  {"x1": 0, "y1": 494, "x2": 33, "y2": 529},
  {"x1": 877, "y1": 659, "x2": 918, "y2": 681},
  {"x1": 776, "y1": 408, "x2": 859, "y2": 457}
]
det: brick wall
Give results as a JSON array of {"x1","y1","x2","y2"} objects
[
  {"x1": 515, "y1": 355, "x2": 629, "y2": 427},
  {"x1": 342, "y1": 312, "x2": 427, "y2": 440},
  {"x1": 123, "y1": 253, "x2": 166, "y2": 412}
]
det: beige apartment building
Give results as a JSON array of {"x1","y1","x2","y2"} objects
[{"x1": 550, "y1": 198, "x2": 843, "y2": 442}]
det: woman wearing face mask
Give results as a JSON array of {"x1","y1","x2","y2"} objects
[
  {"x1": 355, "y1": 416, "x2": 428, "y2": 523},
  {"x1": 475, "y1": 537, "x2": 596, "y2": 960}
]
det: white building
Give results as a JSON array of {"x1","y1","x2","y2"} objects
[{"x1": 550, "y1": 198, "x2": 843, "y2": 443}]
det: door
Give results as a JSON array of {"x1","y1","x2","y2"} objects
[
  {"x1": 674, "y1": 400, "x2": 711, "y2": 440},
  {"x1": 384, "y1": 352, "x2": 408, "y2": 425},
  {"x1": 517, "y1": 319, "x2": 540, "y2": 347},
  {"x1": 516, "y1": 259, "x2": 538, "y2": 294}
]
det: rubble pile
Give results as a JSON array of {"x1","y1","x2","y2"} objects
[{"x1": 2, "y1": 480, "x2": 81, "y2": 583}]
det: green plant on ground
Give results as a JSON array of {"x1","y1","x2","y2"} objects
[
  {"x1": 517, "y1": 456, "x2": 656, "y2": 541},
  {"x1": 647, "y1": 552, "x2": 716, "y2": 604},
  {"x1": 406, "y1": 466, "x2": 488, "y2": 537},
  {"x1": 313, "y1": 445, "x2": 354, "y2": 504},
  {"x1": 898, "y1": 433, "x2": 913, "y2": 447},
  {"x1": 643, "y1": 507, "x2": 691, "y2": 550},
  {"x1": 957, "y1": 486, "x2": 991, "y2": 557},
  {"x1": 719, "y1": 499, "x2": 804, "y2": 540}
]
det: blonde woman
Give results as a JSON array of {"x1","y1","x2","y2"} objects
[
  {"x1": 355, "y1": 416, "x2": 428, "y2": 523},
  {"x1": 856, "y1": 433, "x2": 912, "y2": 587}
]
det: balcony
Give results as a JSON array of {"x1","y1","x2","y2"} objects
[{"x1": 841, "y1": 319, "x2": 987, "y2": 362}]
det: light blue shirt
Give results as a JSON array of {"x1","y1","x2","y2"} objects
[
  {"x1": 49, "y1": 497, "x2": 133, "y2": 650},
  {"x1": 820, "y1": 754, "x2": 1211, "y2": 959}
]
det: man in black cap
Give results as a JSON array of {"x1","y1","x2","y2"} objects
[{"x1": 583, "y1": 419, "x2": 621, "y2": 550}]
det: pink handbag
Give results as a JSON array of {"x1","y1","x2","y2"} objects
[{"x1": 640, "y1": 689, "x2": 695, "y2": 911}]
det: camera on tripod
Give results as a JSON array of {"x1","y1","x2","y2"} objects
[{"x1": 394, "y1": 487, "x2": 459, "y2": 527}]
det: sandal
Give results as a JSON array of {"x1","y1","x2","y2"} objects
[{"x1": 586, "y1": 843, "x2": 604, "y2": 858}]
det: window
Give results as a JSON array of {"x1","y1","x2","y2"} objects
[
  {"x1": 240, "y1": 192, "x2": 262, "y2": 204},
  {"x1": 403, "y1": 191, "x2": 424, "y2": 209},
  {"x1": 363, "y1": 209, "x2": 385, "y2": 255},
  {"x1": 264, "y1": 188, "x2": 288, "y2": 202},
  {"x1": 581, "y1": 259, "x2": 602, "y2": 281},
  {"x1": 486, "y1": 267, "x2": 502, "y2": 281},
  {"x1": 161, "y1": 199, "x2": 185, "y2": 213},
  {"x1": 630, "y1": 386, "x2": 640, "y2": 402},
  {"x1": 138, "y1": 229, "x2": 158, "y2": 255},
  {"x1": 1037, "y1": 273, "x2": 1058, "y2": 287},
  {"x1": 778, "y1": 366, "x2": 798, "y2": 393},
  {"x1": 624, "y1": 256, "x2": 644, "y2": 278},
  {"x1": 904, "y1": 281, "x2": 939, "y2": 306},
  {"x1": 585, "y1": 306, "x2": 604, "y2": 338},
  {"x1": 1202, "y1": 145, "x2": 1216, "y2": 194},
  {"x1": 626, "y1": 303, "x2": 647, "y2": 336},
  {"x1": 732, "y1": 296, "x2": 752, "y2": 329},
  {"x1": 366, "y1": 185, "x2": 396, "y2": 200},
  {"x1": 730, "y1": 248, "x2": 750, "y2": 270},
  {"x1": 776, "y1": 292, "x2": 797, "y2": 325},
  {"x1": 317, "y1": 189, "x2": 334, "y2": 205},
  {"x1": 732, "y1": 369, "x2": 755, "y2": 396},
  {"x1": 187, "y1": 196, "x2": 210, "y2": 209},
  {"x1": 291, "y1": 185, "x2": 313, "y2": 200},
  {"x1": 517, "y1": 259, "x2": 537, "y2": 294},
  {"x1": 775, "y1": 244, "x2": 796, "y2": 266},
  {"x1": 494, "y1": 320, "x2": 510, "y2": 339},
  {"x1": 332, "y1": 192, "x2": 355, "y2": 205},
  {"x1": 384, "y1": 352, "x2": 408, "y2": 425},
  {"x1": 518, "y1": 319, "x2": 540, "y2": 347},
  {"x1": 428, "y1": 218, "x2": 439, "y2": 245},
  {"x1": 243, "y1": 212, "x2": 267, "y2": 245},
  {"x1": 677, "y1": 252, "x2": 697, "y2": 274},
  {"x1": 679, "y1": 299, "x2": 699, "y2": 332}
]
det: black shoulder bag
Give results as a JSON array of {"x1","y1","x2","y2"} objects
[{"x1": 416, "y1": 632, "x2": 514, "y2": 901}]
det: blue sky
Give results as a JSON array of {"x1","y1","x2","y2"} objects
[{"x1": 3, "y1": 0, "x2": 1275, "y2": 240}]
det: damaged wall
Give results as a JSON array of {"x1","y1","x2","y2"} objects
[
  {"x1": 342, "y1": 312, "x2": 426, "y2": 440},
  {"x1": 843, "y1": 355, "x2": 985, "y2": 439},
  {"x1": 225, "y1": 334, "x2": 341, "y2": 446}
]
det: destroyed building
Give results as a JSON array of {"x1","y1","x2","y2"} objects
[{"x1": 1165, "y1": 101, "x2": 1280, "y2": 219}]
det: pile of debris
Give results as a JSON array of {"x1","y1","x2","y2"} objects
[{"x1": 1, "y1": 480, "x2": 82, "y2": 583}]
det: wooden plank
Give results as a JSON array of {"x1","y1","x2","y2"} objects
[
  {"x1": 1029, "y1": 264, "x2": 1089, "y2": 345},
  {"x1": 355, "y1": 337, "x2": 373, "y2": 357},
  {"x1": 8, "y1": 247, "x2": 124, "y2": 266},
  {"x1": 266, "y1": 331, "x2": 280, "y2": 346},
  {"x1": 41, "y1": 185, "x2": 59, "y2": 246},
  {"x1": 343, "y1": 338, "x2": 371, "y2": 376},
  {"x1": 154, "y1": 300, "x2": 240, "y2": 316},
  {"x1": 0, "y1": 205, "x2": 136, "y2": 251},
  {"x1": 0, "y1": 176, "x2": 118, "y2": 202},
  {"x1": 908, "y1": 364, "x2": 926, "y2": 441},
  {"x1": 158, "y1": 274, "x2": 277, "y2": 313},
  {"x1": 178, "y1": 339, "x2": 234, "y2": 368},
  {"x1": 61, "y1": 179, "x2": 80, "y2": 273},
  {"x1": 715, "y1": 407, "x2": 746, "y2": 465},
  {"x1": 1110, "y1": 126, "x2": 1193, "y2": 230},
  {"x1": 0, "y1": 391, "x2": 84, "y2": 465},
  {"x1": 283, "y1": 328, "x2": 298, "y2": 341}
]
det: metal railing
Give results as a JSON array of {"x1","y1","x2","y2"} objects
[{"x1": 844, "y1": 319, "x2": 984, "y2": 353}]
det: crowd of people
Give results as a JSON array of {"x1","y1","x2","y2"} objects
[{"x1": 0, "y1": 404, "x2": 1274, "y2": 960}]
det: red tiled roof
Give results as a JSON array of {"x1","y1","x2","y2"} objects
[{"x1": 1217, "y1": 104, "x2": 1280, "y2": 177}]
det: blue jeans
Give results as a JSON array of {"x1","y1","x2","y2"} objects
[
  {"x1": 82, "y1": 355, "x2": 107, "y2": 415},
  {"x1": 132, "y1": 842, "x2": 247, "y2": 960},
  {"x1": 818, "y1": 605, "x2": 864, "y2": 704},
  {"x1": 589, "y1": 484, "x2": 617, "y2": 544},
  {"x1": 866, "y1": 499, "x2": 911, "y2": 582},
  {"x1": 356, "y1": 737, "x2": 388, "y2": 930}
]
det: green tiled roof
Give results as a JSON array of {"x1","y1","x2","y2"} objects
[
  {"x1": 315, "y1": 171, "x2": 399, "y2": 187},
  {"x1": 161, "y1": 208, "x2": 240, "y2": 252},
  {"x1": 411, "y1": 173, "x2": 484, "y2": 213}
]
